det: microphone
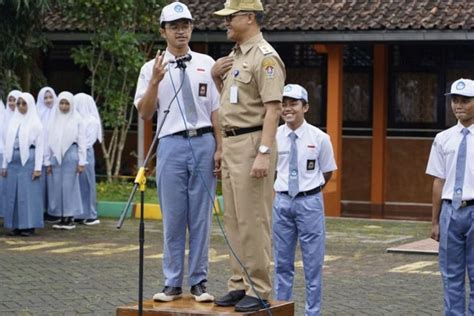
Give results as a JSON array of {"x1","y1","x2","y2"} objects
[{"x1": 169, "y1": 54, "x2": 192, "y2": 70}]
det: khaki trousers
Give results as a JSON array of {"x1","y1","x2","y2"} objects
[{"x1": 221, "y1": 131, "x2": 277, "y2": 299}]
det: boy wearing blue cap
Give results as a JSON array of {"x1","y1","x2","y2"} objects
[
  {"x1": 273, "y1": 84, "x2": 336, "y2": 316},
  {"x1": 426, "y1": 78, "x2": 474, "y2": 315}
]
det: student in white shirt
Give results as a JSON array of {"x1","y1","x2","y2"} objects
[
  {"x1": 44, "y1": 92, "x2": 86, "y2": 230},
  {"x1": 2, "y1": 93, "x2": 44, "y2": 236},
  {"x1": 426, "y1": 78, "x2": 474, "y2": 315},
  {"x1": 273, "y1": 84, "x2": 337, "y2": 316},
  {"x1": 74, "y1": 93, "x2": 102, "y2": 226},
  {"x1": 134, "y1": 2, "x2": 221, "y2": 303}
]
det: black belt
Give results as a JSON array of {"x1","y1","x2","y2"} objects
[
  {"x1": 279, "y1": 186, "x2": 322, "y2": 198},
  {"x1": 444, "y1": 199, "x2": 474, "y2": 208},
  {"x1": 224, "y1": 126, "x2": 262, "y2": 137},
  {"x1": 172, "y1": 126, "x2": 213, "y2": 138}
]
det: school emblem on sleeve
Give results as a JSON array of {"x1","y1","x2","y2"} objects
[
  {"x1": 199, "y1": 83, "x2": 208, "y2": 97},
  {"x1": 263, "y1": 58, "x2": 276, "y2": 79},
  {"x1": 307, "y1": 159, "x2": 316, "y2": 170}
]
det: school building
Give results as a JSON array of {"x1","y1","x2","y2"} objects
[{"x1": 42, "y1": 1, "x2": 474, "y2": 220}]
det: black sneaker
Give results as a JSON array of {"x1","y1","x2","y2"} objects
[
  {"x1": 190, "y1": 280, "x2": 214, "y2": 302},
  {"x1": 20, "y1": 228, "x2": 35, "y2": 237},
  {"x1": 62, "y1": 218, "x2": 76, "y2": 230},
  {"x1": 44, "y1": 214, "x2": 61, "y2": 224},
  {"x1": 83, "y1": 218, "x2": 100, "y2": 226},
  {"x1": 52, "y1": 219, "x2": 66, "y2": 230},
  {"x1": 8, "y1": 229, "x2": 21, "y2": 236},
  {"x1": 153, "y1": 286, "x2": 182, "y2": 302}
]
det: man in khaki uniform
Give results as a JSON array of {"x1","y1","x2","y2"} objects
[{"x1": 211, "y1": 0, "x2": 286, "y2": 312}]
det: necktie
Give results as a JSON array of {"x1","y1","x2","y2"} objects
[
  {"x1": 180, "y1": 69, "x2": 198, "y2": 126},
  {"x1": 288, "y1": 132, "x2": 299, "y2": 198},
  {"x1": 452, "y1": 128, "x2": 470, "y2": 209}
]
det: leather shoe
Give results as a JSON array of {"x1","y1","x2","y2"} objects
[
  {"x1": 214, "y1": 290, "x2": 245, "y2": 307},
  {"x1": 234, "y1": 295, "x2": 270, "y2": 312}
]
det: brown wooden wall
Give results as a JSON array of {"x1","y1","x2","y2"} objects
[{"x1": 340, "y1": 136, "x2": 434, "y2": 220}]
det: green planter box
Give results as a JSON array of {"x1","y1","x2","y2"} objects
[{"x1": 98, "y1": 201, "x2": 134, "y2": 218}]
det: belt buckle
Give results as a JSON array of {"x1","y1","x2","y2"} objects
[
  {"x1": 187, "y1": 129, "x2": 198, "y2": 137},
  {"x1": 462, "y1": 200, "x2": 467, "y2": 208}
]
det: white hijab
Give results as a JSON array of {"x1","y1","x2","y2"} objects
[
  {"x1": 2, "y1": 90, "x2": 22, "y2": 150},
  {"x1": 0, "y1": 99, "x2": 4, "y2": 117},
  {"x1": 48, "y1": 91, "x2": 82, "y2": 165},
  {"x1": 4, "y1": 93, "x2": 43, "y2": 166},
  {"x1": 36, "y1": 87, "x2": 57, "y2": 124},
  {"x1": 4, "y1": 90, "x2": 21, "y2": 127},
  {"x1": 74, "y1": 93, "x2": 103, "y2": 143},
  {"x1": 0, "y1": 99, "x2": 5, "y2": 153}
]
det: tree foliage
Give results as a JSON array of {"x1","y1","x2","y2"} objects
[
  {"x1": 60, "y1": 0, "x2": 165, "y2": 181},
  {"x1": 0, "y1": 0, "x2": 51, "y2": 99}
]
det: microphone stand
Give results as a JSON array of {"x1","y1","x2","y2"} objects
[{"x1": 116, "y1": 63, "x2": 186, "y2": 316}]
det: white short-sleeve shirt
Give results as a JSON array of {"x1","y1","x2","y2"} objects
[
  {"x1": 134, "y1": 49, "x2": 219, "y2": 138},
  {"x1": 426, "y1": 122, "x2": 474, "y2": 200},
  {"x1": 274, "y1": 121, "x2": 337, "y2": 192}
]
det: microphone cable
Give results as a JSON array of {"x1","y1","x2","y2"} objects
[{"x1": 167, "y1": 60, "x2": 273, "y2": 316}]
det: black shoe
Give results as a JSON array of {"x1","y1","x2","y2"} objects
[
  {"x1": 83, "y1": 218, "x2": 100, "y2": 226},
  {"x1": 8, "y1": 229, "x2": 21, "y2": 236},
  {"x1": 20, "y1": 229, "x2": 34, "y2": 237},
  {"x1": 153, "y1": 286, "x2": 182, "y2": 302},
  {"x1": 190, "y1": 280, "x2": 214, "y2": 302},
  {"x1": 44, "y1": 214, "x2": 61, "y2": 224},
  {"x1": 214, "y1": 290, "x2": 246, "y2": 307},
  {"x1": 234, "y1": 295, "x2": 270, "y2": 312}
]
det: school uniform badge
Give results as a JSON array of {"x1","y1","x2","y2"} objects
[
  {"x1": 263, "y1": 58, "x2": 276, "y2": 79},
  {"x1": 199, "y1": 83, "x2": 208, "y2": 97},
  {"x1": 307, "y1": 159, "x2": 316, "y2": 170}
]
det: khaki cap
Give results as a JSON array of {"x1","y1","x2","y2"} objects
[{"x1": 214, "y1": 0, "x2": 264, "y2": 16}]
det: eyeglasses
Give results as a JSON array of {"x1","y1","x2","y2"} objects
[{"x1": 224, "y1": 12, "x2": 252, "y2": 23}]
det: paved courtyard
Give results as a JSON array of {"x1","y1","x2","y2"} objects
[{"x1": 0, "y1": 216, "x2": 443, "y2": 315}]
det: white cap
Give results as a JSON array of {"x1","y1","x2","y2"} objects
[
  {"x1": 445, "y1": 78, "x2": 474, "y2": 97},
  {"x1": 160, "y1": 2, "x2": 192, "y2": 24},
  {"x1": 283, "y1": 84, "x2": 308, "y2": 103}
]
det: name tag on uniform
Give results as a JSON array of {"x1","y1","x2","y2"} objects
[
  {"x1": 230, "y1": 85, "x2": 238, "y2": 104},
  {"x1": 307, "y1": 159, "x2": 316, "y2": 170}
]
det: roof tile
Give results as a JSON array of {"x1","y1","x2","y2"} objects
[{"x1": 43, "y1": 0, "x2": 474, "y2": 33}]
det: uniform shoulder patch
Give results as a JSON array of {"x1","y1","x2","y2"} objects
[
  {"x1": 258, "y1": 45, "x2": 273, "y2": 56},
  {"x1": 262, "y1": 57, "x2": 276, "y2": 79}
]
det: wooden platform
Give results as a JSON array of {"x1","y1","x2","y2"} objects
[
  {"x1": 116, "y1": 295, "x2": 294, "y2": 315},
  {"x1": 386, "y1": 238, "x2": 439, "y2": 255}
]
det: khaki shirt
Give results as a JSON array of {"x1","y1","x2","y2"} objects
[{"x1": 219, "y1": 33, "x2": 286, "y2": 130}]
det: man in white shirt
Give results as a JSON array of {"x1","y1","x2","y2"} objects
[
  {"x1": 133, "y1": 2, "x2": 221, "y2": 303},
  {"x1": 426, "y1": 78, "x2": 474, "y2": 315},
  {"x1": 273, "y1": 84, "x2": 337, "y2": 316}
]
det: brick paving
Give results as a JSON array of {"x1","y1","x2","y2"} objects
[{"x1": 0, "y1": 217, "x2": 443, "y2": 315}]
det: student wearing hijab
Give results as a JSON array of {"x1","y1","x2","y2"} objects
[
  {"x1": 44, "y1": 91, "x2": 86, "y2": 230},
  {"x1": 2, "y1": 92, "x2": 44, "y2": 236},
  {"x1": 73, "y1": 93, "x2": 102, "y2": 225},
  {"x1": 1, "y1": 90, "x2": 22, "y2": 219},
  {"x1": 0, "y1": 99, "x2": 5, "y2": 218},
  {"x1": 36, "y1": 87, "x2": 58, "y2": 222}
]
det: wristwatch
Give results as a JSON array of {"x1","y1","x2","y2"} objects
[{"x1": 258, "y1": 145, "x2": 271, "y2": 154}]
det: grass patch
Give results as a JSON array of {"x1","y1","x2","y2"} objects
[{"x1": 96, "y1": 179, "x2": 222, "y2": 203}]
